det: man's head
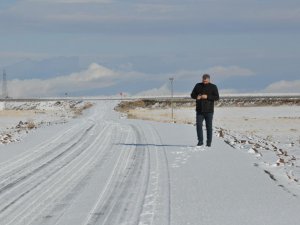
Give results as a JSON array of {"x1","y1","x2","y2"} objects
[{"x1": 202, "y1": 74, "x2": 210, "y2": 84}]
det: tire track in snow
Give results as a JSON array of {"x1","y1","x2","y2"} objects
[
  {"x1": 137, "y1": 123, "x2": 171, "y2": 225},
  {"x1": 46, "y1": 123, "x2": 126, "y2": 225},
  {"x1": 0, "y1": 103, "x2": 101, "y2": 174},
  {"x1": 82, "y1": 123, "x2": 150, "y2": 225},
  {"x1": 98, "y1": 124, "x2": 151, "y2": 225},
  {"x1": 0, "y1": 123, "x2": 99, "y2": 220},
  {"x1": 82, "y1": 121, "x2": 171, "y2": 225},
  {"x1": 1, "y1": 122, "x2": 114, "y2": 225},
  {"x1": 0, "y1": 123, "x2": 98, "y2": 215},
  {"x1": 151, "y1": 125, "x2": 171, "y2": 225},
  {"x1": 0, "y1": 102, "x2": 172, "y2": 225},
  {"x1": 19, "y1": 123, "x2": 115, "y2": 225},
  {"x1": 0, "y1": 123, "x2": 95, "y2": 199},
  {"x1": 0, "y1": 122, "x2": 82, "y2": 173},
  {"x1": 0, "y1": 122, "x2": 89, "y2": 184}
]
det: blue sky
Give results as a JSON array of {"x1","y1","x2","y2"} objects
[{"x1": 0, "y1": 0, "x2": 299, "y2": 97}]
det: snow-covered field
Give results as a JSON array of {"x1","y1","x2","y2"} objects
[
  {"x1": 0, "y1": 100, "x2": 299, "y2": 225},
  {"x1": 119, "y1": 104, "x2": 300, "y2": 196},
  {"x1": 0, "y1": 101, "x2": 90, "y2": 144}
]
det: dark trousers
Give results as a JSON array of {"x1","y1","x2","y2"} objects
[{"x1": 196, "y1": 112, "x2": 213, "y2": 145}]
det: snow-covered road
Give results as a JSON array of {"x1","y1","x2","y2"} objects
[{"x1": 0, "y1": 101, "x2": 299, "y2": 225}]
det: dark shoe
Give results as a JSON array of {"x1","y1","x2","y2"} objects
[
  {"x1": 197, "y1": 142, "x2": 203, "y2": 146},
  {"x1": 206, "y1": 144, "x2": 211, "y2": 147}
]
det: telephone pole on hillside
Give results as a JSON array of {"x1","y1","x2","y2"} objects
[
  {"x1": 2, "y1": 70, "x2": 8, "y2": 99},
  {"x1": 169, "y1": 77, "x2": 174, "y2": 122}
]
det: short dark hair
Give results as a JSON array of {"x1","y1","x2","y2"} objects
[{"x1": 202, "y1": 74, "x2": 210, "y2": 80}]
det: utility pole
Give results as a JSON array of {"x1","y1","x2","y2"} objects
[
  {"x1": 169, "y1": 77, "x2": 174, "y2": 122},
  {"x1": 2, "y1": 70, "x2": 8, "y2": 99}
]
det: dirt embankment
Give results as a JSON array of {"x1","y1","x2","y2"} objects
[
  {"x1": 116, "y1": 97, "x2": 300, "y2": 112},
  {"x1": 115, "y1": 97, "x2": 300, "y2": 123}
]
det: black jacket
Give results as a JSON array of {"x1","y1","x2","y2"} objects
[{"x1": 191, "y1": 83, "x2": 219, "y2": 112}]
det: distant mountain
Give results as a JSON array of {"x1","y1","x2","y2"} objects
[{"x1": 4, "y1": 56, "x2": 80, "y2": 80}]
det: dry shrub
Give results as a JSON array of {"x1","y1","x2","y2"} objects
[
  {"x1": 116, "y1": 100, "x2": 145, "y2": 112},
  {"x1": 27, "y1": 121, "x2": 36, "y2": 129},
  {"x1": 83, "y1": 102, "x2": 94, "y2": 110},
  {"x1": 73, "y1": 102, "x2": 94, "y2": 117}
]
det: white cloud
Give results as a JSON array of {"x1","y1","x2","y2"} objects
[
  {"x1": 8, "y1": 63, "x2": 143, "y2": 97},
  {"x1": 3, "y1": 0, "x2": 300, "y2": 35},
  {"x1": 135, "y1": 4, "x2": 182, "y2": 14},
  {"x1": 26, "y1": 0, "x2": 112, "y2": 3},
  {"x1": 174, "y1": 65, "x2": 255, "y2": 80},
  {"x1": 204, "y1": 66, "x2": 255, "y2": 77},
  {"x1": 0, "y1": 51, "x2": 47, "y2": 59},
  {"x1": 253, "y1": 8, "x2": 300, "y2": 23},
  {"x1": 263, "y1": 80, "x2": 300, "y2": 93},
  {"x1": 136, "y1": 83, "x2": 171, "y2": 97},
  {"x1": 4, "y1": 1, "x2": 175, "y2": 25},
  {"x1": 45, "y1": 13, "x2": 120, "y2": 23},
  {"x1": 0, "y1": 51, "x2": 48, "y2": 67}
]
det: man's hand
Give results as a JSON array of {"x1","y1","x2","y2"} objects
[
  {"x1": 197, "y1": 95, "x2": 202, "y2": 100},
  {"x1": 201, "y1": 94, "x2": 208, "y2": 99}
]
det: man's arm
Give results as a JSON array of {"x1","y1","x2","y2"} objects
[
  {"x1": 207, "y1": 85, "x2": 219, "y2": 101},
  {"x1": 190, "y1": 84, "x2": 199, "y2": 99}
]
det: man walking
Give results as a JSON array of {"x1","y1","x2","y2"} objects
[{"x1": 191, "y1": 74, "x2": 219, "y2": 147}]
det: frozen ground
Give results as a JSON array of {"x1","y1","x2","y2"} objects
[
  {"x1": 0, "y1": 101, "x2": 90, "y2": 144},
  {"x1": 122, "y1": 105, "x2": 300, "y2": 198},
  {"x1": 0, "y1": 101, "x2": 299, "y2": 225}
]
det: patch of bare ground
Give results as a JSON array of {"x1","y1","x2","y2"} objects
[
  {"x1": 0, "y1": 110, "x2": 38, "y2": 117},
  {"x1": 115, "y1": 100, "x2": 194, "y2": 124},
  {"x1": 123, "y1": 108, "x2": 194, "y2": 125},
  {"x1": 72, "y1": 102, "x2": 94, "y2": 117}
]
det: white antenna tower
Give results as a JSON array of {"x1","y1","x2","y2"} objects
[{"x1": 2, "y1": 70, "x2": 8, "y2": 99}]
